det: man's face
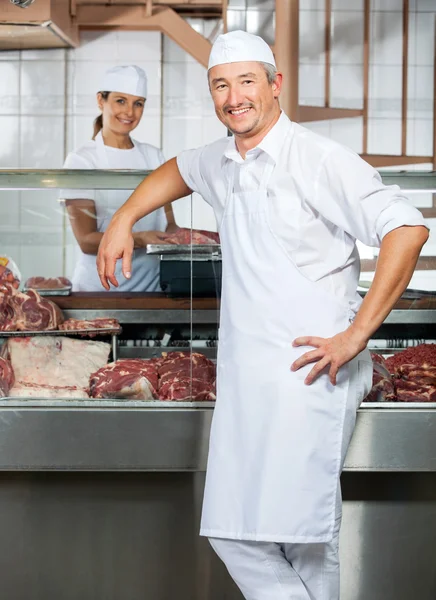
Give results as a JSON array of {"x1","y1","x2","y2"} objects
[{"x1": 208, "y1": 61, "x2": 282, "y2": 138}]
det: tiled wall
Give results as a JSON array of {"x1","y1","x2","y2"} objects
[{"x1": 0, "y1": 1, "x2": 434, "y2": 284}]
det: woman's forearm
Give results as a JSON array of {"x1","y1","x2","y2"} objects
[{"x1": 350, "y1": 225, "x2": 429, "y2": 344}]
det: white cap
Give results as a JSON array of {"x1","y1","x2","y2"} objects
[
  {"x1": 208, "y1": 30, "x2": 276, "y2": 71},
  {"x1": 99, "y1": 65, "x2": 148, "y2": 98}
]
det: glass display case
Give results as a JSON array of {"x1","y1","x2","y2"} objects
[
  {"x1": 0, "y1": 168, "x2": 434, "y2": 407},
  {"x1": 0, "y1": 169, "x2": 435, "y2": 600}
]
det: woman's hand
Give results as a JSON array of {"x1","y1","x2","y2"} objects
[
  {"x1": 133, "y1": 230, "x2": 170, "y2": 248},
  {"x1": 291, "y1": 328, "x2": 367, "y2": 386}
]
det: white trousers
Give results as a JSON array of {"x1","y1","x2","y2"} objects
[
  {"x1": 209, "y1": 489, "x2": 342, "y2": 600},
  {"x1": 207, "y1": 355, "x2": 372, "y2": 600}
]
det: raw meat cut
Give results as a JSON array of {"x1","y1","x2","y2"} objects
[
  {"x1": 24, "y1": 276, "x2": 72, "y2": 290},
  {"x1": 8, "y1": 383, "x2": 89, "y2": 399},
  {"x1": 3, "y1": 336, "x2": 110, "y2": 389},
  {"x1": 90, "y1": 359, "x2": 160, "y2": 400},
  {"x1": 0, "y1": 356, "x2": 14, "y2": 397},
  {"x1": 0, "y1": 264, "x2": 20, "y2": 290},
  {"x1": 385, "y1": 344, "x2": 436, "y2": 373},
  {"x1": 0, "y1": 287, "x2": 64, "y2": 331},
  {"x1": 158, "y1": 352, "x2": 216, "y2": 401},
  {"x1": 162, "y1": 228, "x2": 220, "y2": 245},
  {"x1": 158, "y1": 376, "x2": 216, "y2": 401},
  {"x1": 393, "y1": 362, "x2": 436, "y2": 403},
  {"x1": 60, "y1": 317, "x2": 121, "y2": 334},
  {"x1": 364, "y1": 353, "x2": 396, "y2": 402}
]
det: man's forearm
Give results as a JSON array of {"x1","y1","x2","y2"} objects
[
  {"x1": 350, "y1": 225, "x2": 429, "y2": 344},
  {"x1": 114, "y1": 158, "x2": 192, "y2": 228}
]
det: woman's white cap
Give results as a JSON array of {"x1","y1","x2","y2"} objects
[
  {"x1": 99, "y1": 65, "x2": 148, "y2": 98},
  {"x1": 208, "y1": 30, "x2": 276, "y2": 70}
]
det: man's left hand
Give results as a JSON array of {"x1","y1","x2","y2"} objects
[{"x1": 291, "y1": 329, "x2": 367, "y2": 386}]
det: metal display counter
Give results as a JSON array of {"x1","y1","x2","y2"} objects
[{"x1": 0, "y1": 301, "x2": 435, "y2": 600}]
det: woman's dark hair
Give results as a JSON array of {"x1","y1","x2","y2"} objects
[{"x1": 93, "y1": 91, "x2": 110, "y2": 139}]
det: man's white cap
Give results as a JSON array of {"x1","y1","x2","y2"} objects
[
  {"x1": 99, "y1": 65, "x2": 148, "y2": 98},
  {"x1": 208, "y1": 30, "x2": 276, "y2": 71}
]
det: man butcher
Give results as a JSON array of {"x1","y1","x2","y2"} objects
[{"x1": 96, "y1": 31, "x2": 428, "y2": 600}]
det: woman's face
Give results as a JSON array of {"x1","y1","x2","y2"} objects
[{"x1": 98, "y1": 92, "x2": 145, "y2": 135}]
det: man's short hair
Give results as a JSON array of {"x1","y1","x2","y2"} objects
[{"x1": 261, "y1": 62, "x2": 278, "y2": 84}]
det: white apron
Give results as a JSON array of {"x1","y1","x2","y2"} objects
[
  {"x1": 200, "y1": 140, "x2": 371, "y2": 544},
  {"x1": 72, "y1": 131, "x2": 165, "y2": 292}
]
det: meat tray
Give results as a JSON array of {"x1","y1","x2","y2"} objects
[
  {"x1": 0, "y1": 327, "x2": 121, "y2": 338},
  {"x1": 146, "y1": 244, "x2": 221, "y2": 256},
  {"x1": 22, "y1": 288, "x2": 71, "y2": 297}
]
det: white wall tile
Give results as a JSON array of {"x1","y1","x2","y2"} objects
[
  {"x1": 332, "y1": 0, "x2": 363, "y2": 9},
  {"x1": 414, "y1": 65, "x2": 434, "y2": 114},
  {"x1": 115, "y1": 31, "x2": 161, "y2": 62},
  {"x1": 203, "y1": 18, "x2": 223, "y2": 41},
  {"x1": 246, "y1": 9, "x2": 275, "y2": 45},
  {"x1": 0, "y1": 51, "x2": 19, "y2": 61},
  {"x1": 373, "y1": 0, "x2": 403, "y2": 10},
  {"x1": 66, "y1": 115, "x2": 94, "y2": 152},
  {"x1": 0, "y1": 116, "x2": 19, "y2": 168},
  {"x1": 68, "y1": 30, "x2": 119, "y2": 62},
  {"x1": 329, "y1": 117, "x2": 363, "y2": 153},
  {"x1": 299, "y1": 64, "x2": 325, "y2": 105},
  {"x1": 163, "y1": 61, "x2": 209, "y2": 118},
  {"x1": 21, "y1": 49, "x2": 66, "y2": 61},
  {"x1": 300, "y1": 0, "x2": 325, "y2": 8},
  {"x1": 370, "y1": 10, "x2": 403, "y2": 65},
  {"x1": 227, "y1": 9, "x2": 247, "y2": 31},
  {"x1": 415, "y1": 12, "x2": 434, "y2": 66},
  {"x1": 408, "y1": 11, "x2": 417, "y2": 66},
  {"x1": 202, "y1": 116, "x2": 227, "y2": 145},
  {"x1": 20, "y1": 61, "x2": 65, "y2": 116},
  {"x1": 0, "y1": 62, "x2": 19, "y2": 116},
  {"x1": 300, "y1": 9, "x2": 325, "y2": 65},
  {"x1": 330, "y1": 64, "x2": 363, "y2": 109},
  {"x1": 416, "y1": 0, "x2": 436, "y2": 10},
  {"x1": 367, "y1": 118, "x2": 402, "y2": 154},
  {"x1": 20, "y1": 116, "x2": 64, "y2": 168},
  {"x1": 163, "y1": 117, "x2": 204, "y2": 159},
  {"x1": 409, "y1": 119, "x2": 434, "y2": 156},
  {"x1": 246, "y1": 0, "x2": 275, "y2": 8},
  {"x1": 163, "y1": 37, "x2": 196, "y2": 64},
  {"x1": 301, "y1": 120, "x2": 331, "y2": 137},
  {"x1": 134, "y1": 114, "x2": 161, "y2": 149},
  {"x1": 330, "y1": 10, "x2": 364, "y2": 65},
  {"x1": 369, "y1": 65, "x2": 402, "y2": 117}
]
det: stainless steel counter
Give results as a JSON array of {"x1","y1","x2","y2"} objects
[{"x1": 0, "y1": 405, "x2": 434, "y2": 471}]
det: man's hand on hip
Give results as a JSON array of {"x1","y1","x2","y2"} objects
[{"x1": 291, "y1": 329, "x2": 367, "y2": 386}]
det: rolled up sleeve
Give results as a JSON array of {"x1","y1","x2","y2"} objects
[
  {"x1": 315, "y1": 146, "x2": 429, "y2": 247},
  {"x1": 176, "y1": 147, "x2": 212, "y2": 205}
]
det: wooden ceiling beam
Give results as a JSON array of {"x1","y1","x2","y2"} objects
[
  {"x1": 360, "y1": 154, "x2": 432, "y2": 168},
  {"x1": 299, "y1": 106, "x2": 363, "y2": 122},
  {"x1": 77, "y1": 5, "x2": 211, "y2": 66}
]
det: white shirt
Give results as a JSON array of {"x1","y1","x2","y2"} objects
[
  {"x1": 177, "y1": 111, "x2": 427, "y2": 313},
  {"x1": 62, "y1": 135, "x2": 167, "y2": 292}
]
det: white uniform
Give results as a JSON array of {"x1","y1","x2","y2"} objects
[
  {"x1": 177, "y1": 112, "x2": 427, "y2": 599},
  {"x1": 63, "y1": 131, "x2": 167, "y2": 292}
]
